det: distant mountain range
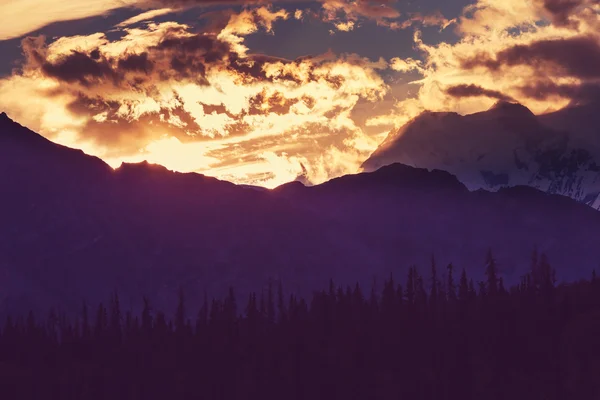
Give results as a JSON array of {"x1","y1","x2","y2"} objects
[
  {"x1": 2, "y1": 111, "x2": 600, "y2": 317},
  {"x1": 362, "y1": 101, "x2": 600, "y2": 209}
]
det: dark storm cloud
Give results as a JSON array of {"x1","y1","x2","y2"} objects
[
  {"x1": 519, "y1": 81, "x2": 600, "y2": 105},
  {"x1": 43, "y1": 52, "x2": 118, "y2": 86},
  {"x1": 117, "y1": 53, "x2": 154, "y2": 73},
  {"x1": 445, "y1": 84, "x2": 515, "y2": 102},
  {"x1": 22, "y1": 35, "x2": 120, "y2": 86},
  {"x1": 461, "y1": 36, "x2": 600, "y2": 79}
]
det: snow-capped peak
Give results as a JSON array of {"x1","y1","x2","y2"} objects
[{"x1": 362, "y1": 103, "x2": 600, "y2": 209}]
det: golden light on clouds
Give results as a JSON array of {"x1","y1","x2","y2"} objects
[
  {"x1": 0, "y1": 0, "x2": 141, "y2": 40},
  {"x1": 0, "y1": 6, "x2": 392, "y2": 187},
  {"x1": 0, "y1": 0, "x2": 598, "y2": 188},
  {"x1": 373, "y1": 0, "x2": 600, "y2": 125},
  {"x1": 116, "y1": 8, "x2": 176, "y2": 27}
]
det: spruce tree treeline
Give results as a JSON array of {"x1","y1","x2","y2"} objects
[{"x1": 1, "y1": 251, "x2": 600, "y2": 399}]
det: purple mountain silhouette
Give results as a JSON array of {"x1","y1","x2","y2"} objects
[{"x1": 1, "y1": 113, "x2": 600, "y2": 316}]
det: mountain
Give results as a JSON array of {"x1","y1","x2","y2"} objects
[
  {"x1": 274, "y1": 163, "x2": 600, "y2": 284},
  {"x1": 0, "y1": 113, "x2": 365, "y2": 316},
  {"x1": 2, "y1": 113, "x2": 600, "y2": 316},
  {"x1": 539, "y1": 100, "x2": 600, "y2": 156},
  {"x1": 361, "y1": 101, "x2": 600, "y2": 209}
]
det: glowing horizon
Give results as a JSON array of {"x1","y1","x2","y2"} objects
[{"x1": 0, "y1": 0, "x2": 597, "y2": 188}]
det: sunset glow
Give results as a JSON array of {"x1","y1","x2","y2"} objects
[{"x1": 0, "y1": 0, "x2": 598, "y2": 187}]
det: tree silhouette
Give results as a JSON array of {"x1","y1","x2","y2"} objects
[{"x1": 0, "y1": 252, "x2": 597, "y2": 400}]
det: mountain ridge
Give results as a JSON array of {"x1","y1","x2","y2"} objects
[
  {"x1": 362, "y1": 101, "x2": 600, "y2": 209},
  {"x1": 3, "y1": 112, "x2": 600, "y2": 317}
]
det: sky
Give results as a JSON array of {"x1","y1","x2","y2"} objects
[{"x1": 0, "y1": 0, "x2": 598, "y2": 188}]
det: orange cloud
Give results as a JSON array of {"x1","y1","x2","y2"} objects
[
  {"x1": 116, "y1": 8, "x2": 176, "y2": 27},
  {"x1": 391, "y1": 11, "x2": 456, "y2": 30},
  {"x1": 376, "y1": 0, "x2": 600, "y2": 124},
  {"x1": 0, "y1": 0, "x2": 405, "y2": 40},
  {"x1": 3, "y1": 0, "x2": 594, "y2": 189},
  {"x1": 389, "y1": 57, "x2": 423, "y2": 73},
  {"x1": 0, "y1": 0, "x2": 141, "y2": 40},
  {"x1": 0, "y1": 6, "x2": 390, "y2": 188}
]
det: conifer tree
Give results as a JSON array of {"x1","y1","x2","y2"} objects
[
  {"x1": 245, "y1": 293, "x2": 258, "y2": 321},
  {"x1": 381, "y1": 273, "x2": 396, "y2": 319},
  {"x1": 175, "y1": 287, "x2": 186, "y2": 334},
  {"x1": 430, "y1": 255, "x2": 438, "y2": 306},
  {"x1": 209, "y1": 299, "x2": 221, "y2": 326},
  {"x1": 81, "y1": 301, "x2": 90, "y2": 339},
  {"x1": 459, "y1": 268, "x2": 469, "y2": 304},
  {"x1": 396, "y1": 284, "x2": 404, "y2": 309},
  {"x1": 94, "y1": 303, "x2": 107, "y2": 340},
  {"x1": 415, "y1": 270, "x2": 428, "y2": 306},
  {"x1": 447, "y1": 264, "x2": 456, "y2": 302},
  {"x1": 267, "y1": 281, "x2": 276, "y2": 324},
  {"x1": 277, "y1": 280, "x2": 287, "y2": 323},
  {"x1": 259, "y1": 290, "x2": 267, "y2": 319},
  {"x1": 485, "y1": 249, "x2": 498, "y2": 296},
  {"x1": 225, "y1": 286, "x2": 238, "y2": 323},
  {"x1": 369, "y1": 278, "x2": 379, "y2": 315},
  {"x1": 141, "y1": 297, "x2": 153, "y2": 335},
  {"x1": 468, "y1": 279, "x2": 477, "y2": 302},
  {"x1": 498, "y1": 277, "x2": 507, "y2": 296},
  {"x1": 196, "y1": 291, "x2": 208, "y2": 334},
  {"x1": 109, "y1": 291, "x2": 122, "y2": 343},
  {"x1": 406, "y1": 267, "x2": 415, "y2": 306}
]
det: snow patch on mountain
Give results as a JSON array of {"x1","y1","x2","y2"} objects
[{"x1": 362, "y1": 101, "x2": 600, "y2": 209}]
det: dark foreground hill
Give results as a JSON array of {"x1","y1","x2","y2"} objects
[{"x1": 2, "y1": 112, "x2": 600, "y2": 316}]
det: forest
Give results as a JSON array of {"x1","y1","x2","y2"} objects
[{"x1": 1, "y1": 250, "x2": 600, "y2": 400}]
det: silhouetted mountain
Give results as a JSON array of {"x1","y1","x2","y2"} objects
[
  {"x1": 0, "y1": 114, "x2": 364, "y2": 316},
  {"x1": 2, "y1": 113, "x2": 600, "y2": 316},
  {"x1": 539, "y1": 100, "x2": 600, "y2": 156},
  {"x1": 362, "y1": 101, "x2": 600, "y2": 208},
  {"x1": 275, "y1": 163, "x2": 600, "y2": 284}
]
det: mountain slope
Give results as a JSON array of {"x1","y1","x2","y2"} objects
[
  {"x1": 2, "y1": 113, "x2": 600, "y2": 316},
  {"x1": 539, "y1": 100, "x2": 600, "y2": 156},
  {"x1": 362, "y1": 101, "x2": 600, "y2": 209},
  {"x1": 275, "y1": 163, "x2": 600, "y2": 285},
  {"x1": 0, "y1": 113, "x2": 370, "y2": 316}
]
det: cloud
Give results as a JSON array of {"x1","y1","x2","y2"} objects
[
  {"x1": 0, "y1": 0, "x2": 453, "y2": 41},
  {"x1": 320, "y1": 0, "x2": 401, "y2": 30},
  {"x1": 389, "y1": 57, "x2": 423, "y2": 73},
  {"x1": 0, "y1": 0, "x2": 404, "y2": 41},
  {"x1": 0, "y1": 6, "x2": 389, "y2": 188},
  {"x1": 376, "y1": 0, "x2": 600, "y2": 118},
  {"x1": 392, "y1": 11, "x2": 456, "y2": 30},
  {"x1": 445, "y1": 84, "x2": 515, "y2": 102},
  {"x1": 116, "y1": 8, "x2": 177, "y2": 27},
  {"x1": 0, "y1": 0, "x2": 141, "y2": 40},
  {"x1": 334, "y1": 21, "x2": 356, "y2": 31},
  {"x1": 537, "y1": 0, "x2": 599, "y2": 28},
  {"x1": 3, "y1": 0, "x2": 596, "y2": 188},
  {"x1": 518, "y1": 80, "x2": 600, "y2": 105},
  {"x1": 460, "y1": 35, "x2": 600, "y2": 80},
  {"x1": 365, "y1": 97, "x2": 424, "y2": 130}
]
